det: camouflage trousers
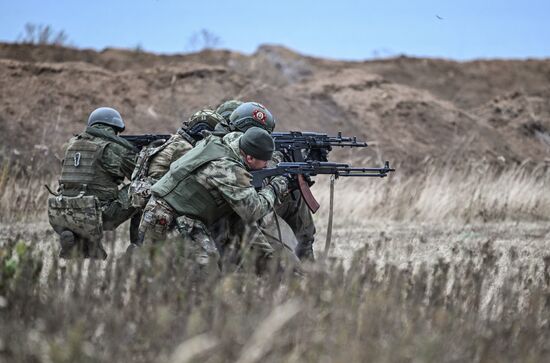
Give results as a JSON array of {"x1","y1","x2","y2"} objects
[
  {"x1": 137, "y1": 196, "x2": 177, "y2": 245},
  {"x1": 211, "y1": 212, "x2": 300, "y2": 274},
  {"x1": 176, "y1": 215, "x2": 221, "y2": 270},
  {"x1": 275, "y1": 190, "x2": 316, "y2": 261},
  {"x1": 48, "y1": 185, "x2": 137, "y2": 258},
  {"x1": 102, "y1": 185, "x2": 138, "y2": 230}
]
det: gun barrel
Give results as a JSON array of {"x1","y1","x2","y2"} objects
[{"x1": 273, "y1": 131, "x2": 368, "y2": 148}]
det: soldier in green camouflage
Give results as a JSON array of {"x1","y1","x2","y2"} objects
[
  {"x1": 146, "y1": 127, "x2": 290, "y2": 272},
  {"x1": 129, "y1": 109, "x2": 223, "y2": 246},
  {"x1": 221, "y1": 102, "x2": 317, "y2": 261},
  {"x1": 47, "y1": 107, "x2": 138, "y2": 259}
]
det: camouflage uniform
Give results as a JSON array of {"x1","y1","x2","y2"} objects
[
  {"x1": 148, "y1": 131, "x2": 194, "y2": 179},
  {"x1": 132, "y1": 110, "x2": 224, "y2": 246},
  {"x1": 149, "y1": 133, "x2": 285, "y2": 270},
  {"x1": 221, "y1": 131, "x2": 317, "y2": 260},
  {"x1": 129, "y1": 130, "x2": 194, "y2": 211},
  {"x1": 48, "y1": 124, "x2": 137, "y2": 258}
]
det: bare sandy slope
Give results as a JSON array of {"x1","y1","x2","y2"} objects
[{"x1": 1, "y1": 43, "x2": 550, "y2": 174}]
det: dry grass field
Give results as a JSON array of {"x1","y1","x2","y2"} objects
[{"x1": 1, "y1": 162, "x2": 550, "y2": 363}]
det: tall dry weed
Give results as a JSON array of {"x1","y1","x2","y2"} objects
[
  {"x1": 1, "y1": 233, "x2": 549, "y2": 363},
  {"x1": 313, "y1": 163, "x2": 550, "y2": 224},
  {"x1": 2, "y1": 163, "x2": 549, "y2": 224}
]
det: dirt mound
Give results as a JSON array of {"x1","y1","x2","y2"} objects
[
  {"x1": 1, "y1": 42, "x2": 550, "y2": 175},
  {"x1": 471, "y1": 90, "x2": 550, "y2": 161}
]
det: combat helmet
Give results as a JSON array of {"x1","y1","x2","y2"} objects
[
  {"x1": 184, "y1": 109, "x2": 225, "y2": 137},
  {"x1": 216, "y1": 99, "x2": 243, "y2": 122},
  {"x1": 229, "y1": 102, "x2": 275, "y2": 133},
  {"x1": 87, "y1": 107, "x2": 125, "y2": 132}
]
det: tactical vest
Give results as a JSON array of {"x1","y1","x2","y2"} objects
[
  {"x1": 151, "y1": 135, "x2": 237, "y2": 226},
  {"x1": 59, "y1": 132, "x2": 119, "y2": 201}
]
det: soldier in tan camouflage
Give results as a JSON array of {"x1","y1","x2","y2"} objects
[
  {"x1": 47, "y1": 107, "x2": 138, "y2": 259},
  {"x1": 129, "y1": 109, "x2": 223, "y2": 247},
  {"x1": 145, "y1": 127, "x2": 291, "y2": 273}
]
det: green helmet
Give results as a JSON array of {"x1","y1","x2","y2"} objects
[
  {"x1": 216, "y1": 99, "x2": 243, "y2": 122},
  {"x1": 87, "y1": 107, "x2": 125, "y2": 131},
  {"x1": 229, "y1": 102, "x2": 275, "y2": 133},
  {"x1": 184, "y1": 109, "x2": 224, "y2": 136}
]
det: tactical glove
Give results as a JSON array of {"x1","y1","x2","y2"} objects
[{"x1": 269, "y1": 175, "x2": 289, "y2": 199}]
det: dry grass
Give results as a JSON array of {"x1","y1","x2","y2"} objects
[
  {"x1": 1, "y1": 227, "x2": 549, "y2": 363},
  {"x1": 3, "y1": 162, "x2": 550, "y2": 224},
  {"x1": 312, "y1": 162, "x2": 550, "y2": 225},
  {"x1": 1, "y1": 163, "x2": 550, "y2": 362}
]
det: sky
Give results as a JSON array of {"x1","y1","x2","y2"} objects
[{"x1": 0, "y1": 0, "x2": 549, "y2": 60}]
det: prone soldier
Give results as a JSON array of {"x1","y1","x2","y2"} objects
[{"x1": 47, "y1": 107, "x2": 138, "y2": 259}]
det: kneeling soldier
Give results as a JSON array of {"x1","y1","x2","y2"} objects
[
  {"x1": 139, "y1": 127, "x2": 289, "y2": 272},
  {"x1": 129, "y1": 109, "x2": 223, "y2": 246},
  {"x1": 47, "y1": 107, "x2": 138, "y2": 259}
]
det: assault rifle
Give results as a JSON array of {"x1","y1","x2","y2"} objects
[
  {"x1": 122, "y1": 134, "x2": 172, "y2": 149},
  {"x1": 272, "y1": 131, "x2": 368, "y2": 162},
  {"x1": 252, "y1": 161, "x2": 394, "y2": 212},
  {"x1": 123, "y1": 130, "x2": 368, "y2": 158}
]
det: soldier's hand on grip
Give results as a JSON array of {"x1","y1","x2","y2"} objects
[{"x1": 269, "y1": 175, "x2": 290, "y2": 199}]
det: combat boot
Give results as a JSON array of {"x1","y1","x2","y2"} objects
[
  {"x1": 85, "y1": 240, "x2": 108, "y2": 260},
  {"x1": 296, "y1": 240, "x2": 315, "y2": 262},
  {"x1": 58, "y1": 230, "x2": 76, "y2": 258}
]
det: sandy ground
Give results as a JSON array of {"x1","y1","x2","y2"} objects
[{"x1": 2, "y1": 219, "x2": 549, "y2": 272}]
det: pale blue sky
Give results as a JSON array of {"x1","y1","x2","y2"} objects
[{"x1": 1, "y1": 0, "x2": 548, "y2": 60}]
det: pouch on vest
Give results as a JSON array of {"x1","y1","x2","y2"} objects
[
  {"x1": 129, "y1": 178, "x2": 155, "y2": 208},
  {"x1": 47, "y1": 195, "x2": 103, "y2": 240},
  {"x1": 129, "y1": 140, "x2": 172, "y2": 208}
]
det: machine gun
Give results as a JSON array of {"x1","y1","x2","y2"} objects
[
  {"x1": 252, "y1": 161, "x2": 394, "y2": 212},
  {"x1": 272, "y1": 131, "x2": 368, "y2": 162},
  {"x1": 121, "y1": 134, "x2": 172, "y2": 150}
]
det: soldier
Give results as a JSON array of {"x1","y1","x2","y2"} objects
[
  {"x1": 224, "y1": 102, "x2": 317, "y2": 261},
  {"x1": 47, "y1": 107, "x2": 138, "y2": 259},
  {"x1": 214, "y1": 99, "x2": 243, "y2": 134},
  {"x1": 129, "y1": 109, "x2": 223, "y2": 247},
  {"x1": 143, "y1": 127, "x2": 290, "y2": 272}
]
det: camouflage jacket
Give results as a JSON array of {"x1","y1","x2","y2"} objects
[
  {"x1": 152, "y1": 134, "x2": 278, "y2": 225},
  {"x1": 197, "y1": 136, "x2": 278, "y2": 224},
  {"x1": 148, "y1": 131, "x2": 194, "y2": 179}
]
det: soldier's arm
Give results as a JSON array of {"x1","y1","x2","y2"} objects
[
  {"x1": 102, "y1": 143, "x2": 137, "y2": 181},
  {"x1": 169, "y1": 140, "x2": 193, "y2": 163},
  {"x1": 207, "y1": 160, "x2": 278, "y2": 224},
  {"x1": 149, "y1": 140, "x2": 193, "y2": 179}
]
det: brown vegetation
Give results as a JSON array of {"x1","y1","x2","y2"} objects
[{"x1": 1, "y1": 43, "x2": 550, "y2": 363}]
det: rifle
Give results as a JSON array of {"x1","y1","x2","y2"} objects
[
  {"x1": 121, "y1": 134, "x2": 172, "y2": 149},
  {"x1": 272, "y1": 131, "x2": 368, "y2": 162},
  {"x1": 122, "y1": 123, "x2": 217, "y2": 149},
  {"x1": 252, "y1": 161, "x2": 394, "y2": 213}
]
